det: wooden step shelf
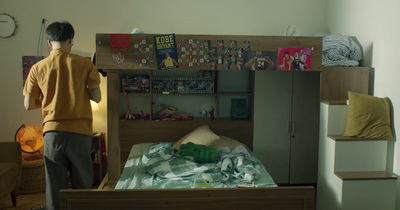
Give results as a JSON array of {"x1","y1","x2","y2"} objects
[
  {"x1": 328, "y1": 135, "x2": 389, "y2": 141},
  {"x1": 320, "y1": 66, "x2": 370, "y2": 101},
  {"x1": 335, "y1": 171, "x2": 398, "y2": 180},
  {"x1": 320, "y1": 100, "x2": 347, "y2": 105}
]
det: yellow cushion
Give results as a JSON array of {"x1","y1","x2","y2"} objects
[
  {"x1": 173, "y1": 125, "x2": 220, "y2": 150},
  {"x1": 209, "y1": 136, "x2": 245, "y2": 150},
  {"x1": 344, "y1": 92, "x2": 392, "y2": 140}
]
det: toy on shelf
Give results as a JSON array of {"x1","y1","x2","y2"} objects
[
  {"x1": 210, "y1": 106, "x2": 215, "y2": 120},
  {"x1": 121, "y1": 75, "x2": 150, "y2": 93},
  {"x1": 123, "y1": 89, "x2": 134, "y2": 120},
  {"x1": 156, "y1": 104, "x2": 193, "y2": 121},
  {"x1": 152, "y1": 70, "x2": 215, "y2": 94},
  {"x1": 201, "y1": 110, "x2": 208, "y2": 120}
]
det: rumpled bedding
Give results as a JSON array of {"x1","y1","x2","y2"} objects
[
  {"x1": 314, "y1": 33, "x2": 363, "y2": 67},
  {"x1": 144, "y1": 143, "x2": 223, "y2": 182},
  {"x1": 115, "y1": 142, "x2": 277, "y2": 189}
]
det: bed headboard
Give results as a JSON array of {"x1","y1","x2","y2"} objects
[{"x1": 119, "y1": 120, "x2": 253, "y2": 161}]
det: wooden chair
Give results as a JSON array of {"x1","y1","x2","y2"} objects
[{"x1": 0, "y1": 142, "x2": 22, "y2": 206}]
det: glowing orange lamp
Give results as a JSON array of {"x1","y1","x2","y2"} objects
[{"x1": 15, "y1": 124, "x2": 44, "y2": 161}]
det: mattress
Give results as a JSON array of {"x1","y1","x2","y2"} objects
[{"x1": 115, "y1": 142, "x2": 277, "y2": 189}]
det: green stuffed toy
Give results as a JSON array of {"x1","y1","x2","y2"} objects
[{"x1": 178, "y1": 142, "x2": 219, "y2": 163}]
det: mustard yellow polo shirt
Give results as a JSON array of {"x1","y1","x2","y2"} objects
[{"x1": 23, "y1": 48, "x2": 100, "y2": 135}]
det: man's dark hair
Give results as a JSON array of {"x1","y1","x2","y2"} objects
[{"x1": 45, "y1": 21, "x2": 75, "y2": 42}]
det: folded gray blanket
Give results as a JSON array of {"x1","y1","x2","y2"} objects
[{"x1": 314, "y1": 33, "x2": 363, "y2": 66}]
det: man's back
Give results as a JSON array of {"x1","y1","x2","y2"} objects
[{"x1": 24, "y1": 48, "x2": 100, "y2": 135}]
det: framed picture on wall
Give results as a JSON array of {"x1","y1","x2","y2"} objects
[
  {"x1": 231, "y1": 98, "x2": 248, "y2": 119},
  {"x1": 22, "y1": 56, "x2": 46, "y2": 87}
]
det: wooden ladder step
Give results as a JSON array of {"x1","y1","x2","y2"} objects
[
  {"x1": 335, "y1": 171, "x2": 398, "y2": 180},
  {"x1": 320, "y1": 100, "x2": 347, "y2": 105},
  {"x1": 328, "y1": 135, "x2": 388, "y2": 141}
]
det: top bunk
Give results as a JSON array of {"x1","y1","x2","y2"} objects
[{"x1": 95, "y1": 33, "x2": 322, "y2": 71}]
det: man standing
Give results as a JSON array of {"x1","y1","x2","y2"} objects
[{"x1": 23, "y1": 21, "x2": 101, "y2": 210}]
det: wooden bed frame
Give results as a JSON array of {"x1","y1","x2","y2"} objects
[
  {"x1": 60, "y1": 187, "x2": 315, "y2": 210},
  {"x1": 60, "y1": 34, "x2": 321, "y2": 210}
]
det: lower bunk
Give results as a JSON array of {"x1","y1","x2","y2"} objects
[{"x1": 60, "y1": 124, "x2": 315, "y2": 209}]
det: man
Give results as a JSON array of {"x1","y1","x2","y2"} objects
[
  {"x1": 244, "y1": 51, "x2": 275, "y2": 70},
  {"x1": 279, "y1": 51, "x2": 294, "y2": 70},
  {"x1": 159, "y1": 52, "x2": 179, "y2": 69},
  {"x1": 292, "y1": 50, "x2": 304, "y2": 71},
  {"x1": 23, "y1": 21, "x2": 101, "y2": 210}
]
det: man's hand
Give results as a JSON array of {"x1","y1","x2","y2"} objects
[{"x1": 24, "y1": 95, "x2": 42, "y2": 110}]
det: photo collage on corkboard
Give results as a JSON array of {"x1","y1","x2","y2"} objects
[
  {"x1": 175, "y1": 39, "x2": 254, "y2": 70},
  {"x1": 108, "y1": 34, "x2": 312, "y2": 71},
  {"x1": 132, "y1": 39, "x2": 155, "y2": 68}
]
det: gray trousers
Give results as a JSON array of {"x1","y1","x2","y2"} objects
[{"x1": 44, "y1": 131, "x2": 93, "y2": 210}]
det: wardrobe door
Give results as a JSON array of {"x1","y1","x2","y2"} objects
[
  {"x1": 253, "y1": 71, "x2": 293, "y2": 184},
  {"x1": 290, "y1": 71, "x2": 320, "y2": 184}
]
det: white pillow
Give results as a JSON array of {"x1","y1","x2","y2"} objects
[
  {"x1": 209, "y1": 136, "x2": 245, "y2": 150},
  {"x1": 173, "y1": 125, "x2": 220, "y2": 150}
]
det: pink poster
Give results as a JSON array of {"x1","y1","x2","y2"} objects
[{"x1": 278, "y1": 48, "x2": 312, "y2": 71}]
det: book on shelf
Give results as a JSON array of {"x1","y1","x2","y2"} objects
[{"x1": 231, "y1": 98, "x2": 249, "y2": 119}]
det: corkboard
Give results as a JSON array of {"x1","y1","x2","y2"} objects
[{"x1": 96, "y1": 34, "x2": 322, "y2": 71}]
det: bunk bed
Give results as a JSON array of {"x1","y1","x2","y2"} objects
[{"x1": 60, "y1": 34, "x2": 322, "y2": 210}]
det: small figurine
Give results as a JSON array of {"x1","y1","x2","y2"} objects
[
  {"x1": 210, "y1": 106, "x2": 215, "y2": 120},
  {"x1": 201, "y1": 110, "x2": 208, "y2": 120}
]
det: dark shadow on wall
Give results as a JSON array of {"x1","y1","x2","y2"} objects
[
  {"x1": 386, "y1": 98, "x2": 396, "y2": 172},
  {"x1": 350, "y1": 37, "x2": 374, "y2": 95}
]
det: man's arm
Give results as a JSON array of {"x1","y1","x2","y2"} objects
[
  {"x1": 88, "y1": 85, "x2": 101, "y2": 103},
  {"x1": 24, "y1": 95, "x2": 42, "y2": 110},
  {"x1": 173, "y1": 59, "x2": 179, "y2": 66},
  {"x1": 244, "y1": 57, "x2": 257, "y2": 69}
]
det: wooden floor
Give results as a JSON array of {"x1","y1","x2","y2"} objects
[
  {"x1": 0, "y1": 182, "x2": 103, "y2": 210},
  {"x1": 0, "y1": 192, "x2": 46, "y2": 210}
]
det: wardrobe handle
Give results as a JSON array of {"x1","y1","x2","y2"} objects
[{"x1": 292, "y1": 121, "x2": 296, "y2": 138}]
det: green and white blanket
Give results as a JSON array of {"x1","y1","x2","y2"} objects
[
  {"x1": 116, "y1": 142, "x2": 277, "y2": 189},
  {"x1": 143, "y1": 143, "x2": 224, "y2": 183}
]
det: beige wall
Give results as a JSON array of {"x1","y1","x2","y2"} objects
[
  {"x1": 3, "y1": 0, "x2": 400, "y2": 207},
  {"x1": 326, "y1": 0, "x2": 400, "y2": 208},
  {"x1": 0, "y1": 0, "x2": 327, "y2": 142}
]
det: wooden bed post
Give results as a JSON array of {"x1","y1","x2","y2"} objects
[{"x1": 107, "y1": 70, "x2": 121, "y2": 183}]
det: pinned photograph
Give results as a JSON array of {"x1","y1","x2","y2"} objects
[
  {"x1": 244, "y1": 51, "x2": 277, "y2": 70},
  {"x1": 217, "y1": 40, "x2": 224, "y2": 50},
  {"x1": 278, "y1": 48, "x2": 312, "y2": 71},
  {"x1": 243, "y1": 41, "x2": 250, "y2": 51},
  {"x1": 203, "y1": 40, "x2": 210, "y2": 50},
  {"x1": 229, "y1": 40, "x2": 237, "y2": 50},
  {"x1": 210, "y1": 59, "x2": 217, "y2": 70},
  {"x1": 154, "y1": 34, "x2": 179, "y2": 70}
]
